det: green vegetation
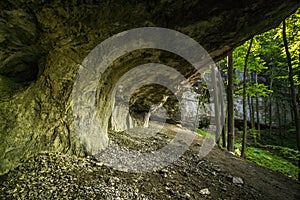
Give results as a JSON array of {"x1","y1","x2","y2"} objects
[
  {"x1": 198, "y1": 128, "x2": 299, "y2": 179},
  {"x1": 234, "y1": 143, "x2": 299, "y2": 179},
  {"x1": 212, "y1": 8, "x2": 300, "y2": 180},
  {"x1": 196, "y1": 128, "x2": 215, "y2": 141},
  {"x1": 263, "y1": 145, "x2": 300, "y2": 161}
]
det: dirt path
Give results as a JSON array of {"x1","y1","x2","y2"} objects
[{"x1": 206, "y1": 147, "x2": 300, "y2": 200}]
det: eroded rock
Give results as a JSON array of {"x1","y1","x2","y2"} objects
[{"x1": 0, "y1": 0, "x2": 299, "y2": 175}]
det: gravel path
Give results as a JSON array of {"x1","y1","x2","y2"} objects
[{"x1": 1, "y1": 124, "x2": 299, "y2": 199}]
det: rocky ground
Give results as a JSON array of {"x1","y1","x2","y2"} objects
[{"x1": 0, "y1": 124, "x2": 299, "y2": 200}]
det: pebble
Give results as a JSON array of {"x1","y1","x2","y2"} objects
[
  {"x1": 0, "y1": 129, "x2": 262, "y2": 200},
  {"x1": 233, "y1": 177, "x2": 244, "y2": 186},
  {"x1": 184, "y1": 192, "x2": 191, "y2": 198},
  {"x1": 200, "y1": 188, "x2": 211, "y2": 195}
]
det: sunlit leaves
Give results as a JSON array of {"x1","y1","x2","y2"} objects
[
  {"x1": 235, "y1": 83, "x2": 272, "y2": 97},
  {"x1": 219, "y1": 8, "x2": 300, "y2": 102}
]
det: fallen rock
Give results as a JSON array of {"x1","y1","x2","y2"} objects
[
  {"x1": 200, "y1": 188, "x2": 211, "y2": 195},
  {"x1": 233, "y1": 176, "x2": 244, "y2": 186},
  {"x1": 184, "y1": 192, "x2": 191, "y2": 198}
]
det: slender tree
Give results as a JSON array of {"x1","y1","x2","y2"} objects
[
  {"x1": 248, "y1": 73, "x2": 255, "y2": 129},
  {"x1": 217, "y1": 63, "x2": 227, "y2": 148},
  {"x1": 255, "y1": 72, "x2": 261, "y2": 140},
  {"x1": 227, "y1": 52, "x2": 235, "y2": 152},
  {"x1": 241, "y1": 38, "x2": 253, "y2": 158},
  {"x1": 268, "y1": 76, "x2": 273, "y2": 136},
  {"x1": 276, "y1": 98, "x2": 283, "y2": 145},
  {"x1": 250, "y1": 95, "x2": 255, "y2": 129},
  {"x1": 282, "y1": 19, "x2": 300, "y2": 180}
]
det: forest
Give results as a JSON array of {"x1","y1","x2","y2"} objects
[{"x1": 198, "y1": 8, "x2": 300, "y2": 180}]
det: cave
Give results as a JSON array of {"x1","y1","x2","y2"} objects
[{"x1": 0, "y1": 0, "x2": 299, "y2": 176}]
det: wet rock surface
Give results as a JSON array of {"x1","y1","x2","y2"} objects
[{"x1": 1, "y1": 125, "x2": 299, "y2": 199}]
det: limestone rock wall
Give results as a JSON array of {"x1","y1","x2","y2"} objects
[{"x1": 0, "y1": 0, "x2": 299, "y2": 174}]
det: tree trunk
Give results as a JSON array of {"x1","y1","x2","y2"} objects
[
  {"x1": 290, "y1": 102, "x2": 295, "y2": 121},
  {"x1": 227, "y1": 52, "x2": 235, "y2": 153},
  {"x1": 248, "y1": 95, "x2": 255, "y2": 129},
  {"x1": 251, "y1": 97, "x2": 256, "y2": 128},
  {"x1": 298, "y1": 52, "x2": 300, "y2": 106},
  {"x1": 276, "y1": 99, "x2": 283, "y2": 145},
  {"x1": 217, "y1": 63, "x2": 226, "y2": 148},
  {"x1": 268, "y1": 75, "x2": 273, "y2": 136},
  {"x1": 282, "y1": 20, "x2": 300, "y2": 181},
  {"x1": 264, "y1": 97, "x2": 268, "y2": 127},
  {"x1": 222, "y1": 125, "x2": 226, "y2": 148},
  {"x1": 241, "y1": 38, "x2": 253, "y2": 158},
  {"x1": 255, "y1": 95, "x2": 260, "y2": 140},
  {"x1": 212, "y1": 65, "x2": 221, "y2": 145},
  {"x1": 298, "y1": 53, "x2": 300, "y2": 108},
  {"x1": 283, "y1": 103, "x2": 287, "y2": 137},
  {"x1": 255, "y1": 72, "x2": 261, "y2": 140},
  {"x1": 222, "y1": 106, "x2": 228, "y2": 148},
  {"x1": 143, "y1": 95, "x2": 169, "y2": 127}
]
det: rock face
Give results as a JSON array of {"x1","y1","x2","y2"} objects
[{"x1": 0, "y1": 0, "x2": 299, "y2": 174}]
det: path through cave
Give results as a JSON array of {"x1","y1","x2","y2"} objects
[{"x1": 0, "y1": 1, "x2": 300, "y2": 199}]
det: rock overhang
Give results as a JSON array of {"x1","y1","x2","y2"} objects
[{"x1": 0, "y1": 0, "x2": 299, "y2": 175}]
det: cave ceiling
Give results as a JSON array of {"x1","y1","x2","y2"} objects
[{"x1": 0, "y1": 0, "x2": 299, "y2": 175}]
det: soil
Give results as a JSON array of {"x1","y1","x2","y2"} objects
[{"x1": 0, "y1": 123, "x2": 299, "y2": 200}]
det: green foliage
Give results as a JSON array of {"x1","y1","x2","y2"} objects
[
  {"x1": 247, "y1": 146, "x2": 298, "y2": 179},
  {"x1": 196, "y1": 128, "x2": 215, "y2": 141},
  {"x1": 285, "y1": 9, "x2": 300, "y2": 57},
  {"x1": 233, "y1": 37, "x2": 267, "y2": 73},
  {"x1": 221, "y1": 35, "x2": 274, "y2": 99},
  {"x1": 248, "y1": 84, "x2": 273, "y2": 97},
  {"x1": 219, "y1": 8, "x2": 300, "y2": 91},
  {"x1": 235, "y1": 83, "x2": 272, "y2": 97},
  {"x1": 248, "y1": 128, "x2": 258, "y2": 145},
  {"x1": 219, "y1": 8, "x2": 300, "y2": 181},
  {"x1": 222, "y1": 9, "x2": 300, "y2": 98},
  {"x1": 264, "y1": 145, "x2": 300, "y2": 161},
  {"x1": 234, "y1": 143, "x2": 299, "y2": 179}
]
